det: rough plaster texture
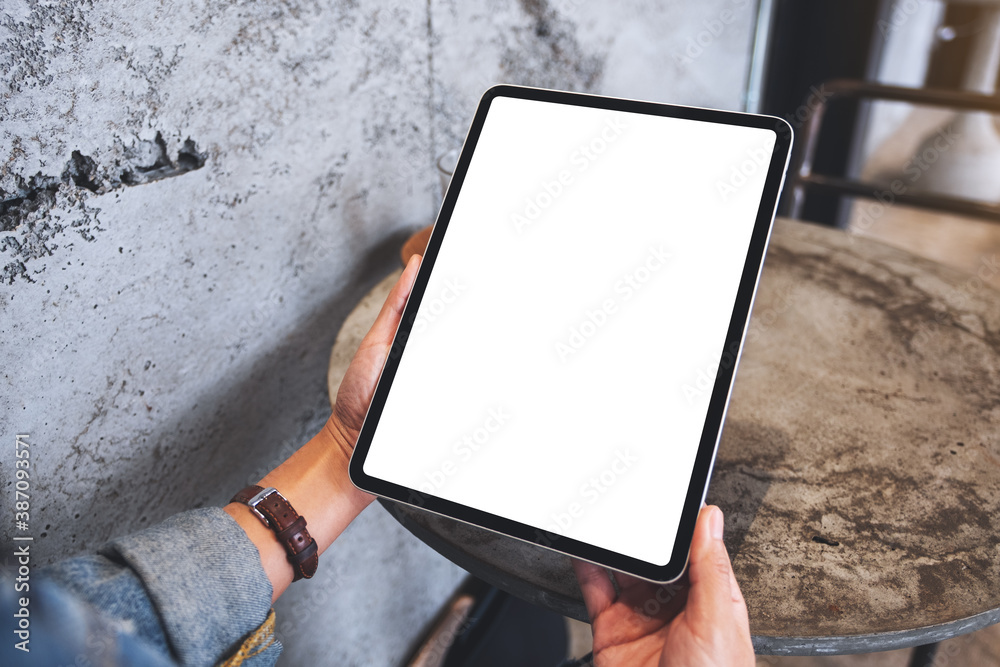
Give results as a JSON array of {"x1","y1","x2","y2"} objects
[{"x1": 1, "y1": 1, "x2": 754, "y2": 663}]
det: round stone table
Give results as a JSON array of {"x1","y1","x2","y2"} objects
[{"x1": 328, "y1": 218, "x2": 1000, "y2": 655}]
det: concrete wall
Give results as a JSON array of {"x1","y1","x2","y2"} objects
[{"x1": 1, "y1": 1, "x2": 755, "y2": 663}]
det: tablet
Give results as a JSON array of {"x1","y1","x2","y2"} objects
[{"x1": 350, "y1": 85, "x2": 792, "y2": 583}]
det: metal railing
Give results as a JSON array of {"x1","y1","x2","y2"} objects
[{"x1": 787, "y1": 78, "x2": 1000, "y2": 224}]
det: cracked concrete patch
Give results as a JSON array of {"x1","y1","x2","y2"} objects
[{"x1": 1, "y1": 134, "x2": 206, "y2": 284}]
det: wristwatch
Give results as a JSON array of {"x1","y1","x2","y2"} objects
[{"x1": 230, "y1": 485, "x2": 318, "y2": 581}]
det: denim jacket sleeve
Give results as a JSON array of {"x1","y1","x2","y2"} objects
[{"x1": 2, "y1": 507, "x2": 282, "y2": 666}]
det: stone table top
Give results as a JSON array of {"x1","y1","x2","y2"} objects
[{"x1": 328, "y1": 218, "x2": 1000, "y2": 655}]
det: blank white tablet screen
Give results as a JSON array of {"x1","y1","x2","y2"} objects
[{"x1": 363, "y1": 96, "x2": 776, "y2": 566}]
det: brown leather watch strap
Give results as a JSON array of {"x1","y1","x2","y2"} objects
[{"x1": 231, "y1": 485, "x2": 319, "y2": 581}]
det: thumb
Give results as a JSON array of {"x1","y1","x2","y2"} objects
[
  {"x1": 373, "y1": 254, "x2": 421, "y2": 344},
  {"x1": 358, "y1": 253, "x2": 421, "y2": 357},
  {"x1": 685, "y1": 506, "x2": 740, "y2": 628}
]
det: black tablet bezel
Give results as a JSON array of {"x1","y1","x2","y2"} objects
[{"x1": 349, "y1": 84, "x2": 792, "y2": 583}]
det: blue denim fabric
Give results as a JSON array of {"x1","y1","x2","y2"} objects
[
  {"x1": 1, "y1": 575, "x2": 176, "y2": 666},
  {"x1": 1, "y1": 507, "x2": 282, "y2": 666}
]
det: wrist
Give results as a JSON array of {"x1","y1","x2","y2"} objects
[
  {"x1": 323, "y1": 413, "x2": 361, "y2": 467},
  {"x1": 258, "y1": 423, "x2": 374, "y2": 550},
  {"x1": 226, "y1": 419, "x2": 374, "y2": 601},
  {"x1": 323, "y1": 414, "x2": 375, "y2": 504}
]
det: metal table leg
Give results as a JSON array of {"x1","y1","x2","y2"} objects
[{"x1": 909, "y1": 642, "x2": 939, "y2": 667}]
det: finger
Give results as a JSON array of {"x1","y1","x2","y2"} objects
[
  {"x1": 572, "y1": 559, "x2": 617, "y2": 620},
  {"x1": 362, "y1": 254, "x2": 421, "y2": 351},
  {"x1": 685, "y1": 506, "x2": 738, "y2": 628},
  {"x1": 391, "y1": 253, "x2": 421, "y2": 313},
  {"x1": 613, "y1": 575, "x2": 688, "y2": 623},
  {"x1": 609, "y1": 569, "x2": 643, "y2": 590}
]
